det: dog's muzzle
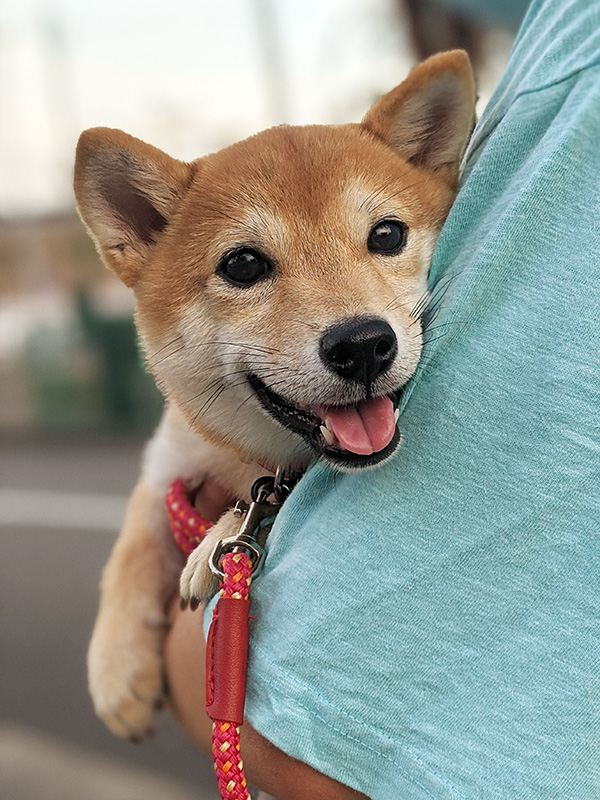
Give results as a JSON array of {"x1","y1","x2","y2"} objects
[{"x1": 248, "y1": 316, "x2": 405, "y2": 469}]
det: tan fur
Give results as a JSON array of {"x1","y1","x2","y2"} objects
[
  {"x1": 75, "y1": 51, "x2": 475, "y2": 739},
  {"x1": 87, "y1": 481, "x2": 177, "y2": 737}
]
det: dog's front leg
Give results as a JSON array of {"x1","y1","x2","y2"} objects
[{"x1": 88, "y1": 481, "x2": 182, "y2": 740}]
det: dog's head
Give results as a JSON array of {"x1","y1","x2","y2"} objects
[{"x1": 74, "y1": 51, "x2": 475, "y2": 472}]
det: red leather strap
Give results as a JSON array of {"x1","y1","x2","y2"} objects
[
  {"x1": 205, "y1": 596, "x2": 251, "y2": 725},
  {"x1": 207, "y1": 552, "x2": 254, "y2": 799}
]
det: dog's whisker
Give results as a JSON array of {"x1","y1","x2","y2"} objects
[
  {"x1": 254, "y1": 365, "x2": 304, "y2": 380},
  {"x1": 421, "y1": 305, "x2": 446, "y2": 330},
  {"x1": 181, "y1": 369, "x2": 245, "y2": 408},
  {"x1": 182, "y1": 362, "x2": 308, "y2": 415},
  {"x1": 193, "y1": 384, "x2": 229, "y2": 422},
  {"x1": 185, "y1": 340, "x2": 284, "y2": 356},
  {"x1": 409, "y1": 290, "x2": 431, "y2": 320},
  {"x1": 189, "y1": 371, "x2": 269, "y2": 421},
  {"x1": 422, "y1": 320, "x2": 465, "y2": 335},
  {"x1": 233, "y1": 389, "x2": 262, "y2": 416},
  {"x1": 288, "y1": 317, "x2": 320, "y2": 333},
  {"x1": 183, "y1": 383, "x2": 221, "y2": 410},
  {"x1": 221, "y1": 342, "x2": 284, "y2": 355},
  {"x1": 421, "y1": 331, "x2": 452, "y2": 348},
  {"x1": 145, "y1": 335, "x2": 183, "y2": 362},
  {"x1": 158, "y1": 338, "x2": 284, "y2": 357},
  {"x1": 384, "y1": 294, "x2": 414, "y2": 315},
  {"x1": 419, "y1": 270, "x2": 462, "y2": 321},
  {"x1": 147, "y1": 344, "x2": 188, "y2": 368},
  {"x1": 184, "y1": 370, "x2": 251, "y2": 404}
]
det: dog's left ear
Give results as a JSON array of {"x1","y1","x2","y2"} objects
[
  {"x1": 74, "y1": 128, "x2": 195, "y2": 287},
  {"x1": 362, "y1": 50, "x2": 475, "y2": 187}
]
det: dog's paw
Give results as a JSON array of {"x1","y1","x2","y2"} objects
[
  {"x1": 179, "y1": 511, "x2": 242, "y2": 604},
  {"x1": 88, "y1": 612, "x2": 165, "y2": 740},
  {"x1": 179, "y1": 535, "x2": 220, "y2": 605}
]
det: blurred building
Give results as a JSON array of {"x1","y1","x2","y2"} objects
[{"x1": 0, "y1": 212, "x2": 162, "y2": 435}]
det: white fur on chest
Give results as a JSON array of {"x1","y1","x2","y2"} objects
[{"x1": 141, "y1": 405, "x2": 268, "y2": 501}]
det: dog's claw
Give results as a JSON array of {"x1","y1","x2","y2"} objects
[
  {"x1": 179, "y1": 596, "x2": 189, "y2": 611},
  {"x1": 190, "y1": 596, "x2": 200, "y2": 611}
]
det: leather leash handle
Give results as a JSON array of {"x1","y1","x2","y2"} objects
[{"x1": 206, "y1": 552, "x2": 253, "y2": 800}]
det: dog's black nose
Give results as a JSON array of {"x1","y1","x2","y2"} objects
[{"x1": 319, "y1": 317, "x2": 397, "y2": 388}]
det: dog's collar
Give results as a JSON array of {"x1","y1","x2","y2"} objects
[{"x1": 166, "y1": 478, "x2": 213, "y2": 556}]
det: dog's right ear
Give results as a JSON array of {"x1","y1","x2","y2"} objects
[
  {"x1": 74, "y1": 128, "x2": 194, "y2": 287},
  {"x1": 362, "y1": 50, "x2": 476, "y2": 188}
]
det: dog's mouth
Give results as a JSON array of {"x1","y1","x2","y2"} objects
[{"x1": 248, "y1": 374, "x2": 402, "y2": 469}]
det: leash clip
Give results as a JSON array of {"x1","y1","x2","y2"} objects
[{"x1": 209, "y1": 472, "x2": 288, "y2": 580}]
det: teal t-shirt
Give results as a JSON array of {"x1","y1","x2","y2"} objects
[{"x1": 234, "y1": 1, "x2": 600, "y2": 796}]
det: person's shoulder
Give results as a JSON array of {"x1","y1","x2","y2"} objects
[
  {"x1": 462, "y1": 0, "x2": 600, "y2": 179},
  {"x1": 507, "y1": 0, "x2": 600, "y2": 96}
]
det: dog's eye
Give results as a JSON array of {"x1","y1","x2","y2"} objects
[
  {"x1": 367, "y1": 220, "x2": 407, "y2": 255},
  {"x1": 218, "y1": 248, "x2": 274, "y2": 287}
]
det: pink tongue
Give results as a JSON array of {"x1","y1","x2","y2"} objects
[{"x1": 317, "y1": 396, "x2": 396, "y2": 455}]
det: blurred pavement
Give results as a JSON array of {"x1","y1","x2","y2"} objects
[{"x1": 0, "y1": 437, "x2": 219, "y2": 800}]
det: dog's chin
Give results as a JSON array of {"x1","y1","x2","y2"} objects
[{"x1": 248, "y1": 373, "x2": 404, "y2": 472}]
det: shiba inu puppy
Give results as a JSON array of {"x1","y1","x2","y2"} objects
[{"x1": 74, "y1": 50, "x2": 475, "y2": 741}]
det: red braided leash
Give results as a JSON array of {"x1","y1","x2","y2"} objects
[{"x1": 165, "y1": 478, "x2": 213, "y2": 556}]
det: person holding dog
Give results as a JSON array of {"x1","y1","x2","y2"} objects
[{"x1": 165, "y1": 0, "x2": 600, "y2": 797}]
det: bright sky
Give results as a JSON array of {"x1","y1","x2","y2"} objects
[{"x1": 0, "y1": 0, "x2": 413, "y2": 216}]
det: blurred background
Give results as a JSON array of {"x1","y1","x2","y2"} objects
[{"x1": 0, "y1": 0, "x2": 527, "y2": 798}]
